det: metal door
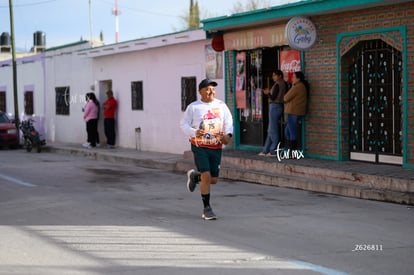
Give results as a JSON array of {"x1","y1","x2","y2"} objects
[{"x1": 348, "y1": 40, "x2": 402, "y2": 164}]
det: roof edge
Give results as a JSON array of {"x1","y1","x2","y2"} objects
[{"x1": 201, "y1": 0, "x2": 407, "y2": 32}]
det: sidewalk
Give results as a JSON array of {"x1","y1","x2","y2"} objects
[{"x1": 45, "y1": 142, "x2": 414, "y2": 205}]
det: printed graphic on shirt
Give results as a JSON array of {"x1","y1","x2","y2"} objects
[{"x1": 196, "y1": 108, "x2": 224, "y2": 147}]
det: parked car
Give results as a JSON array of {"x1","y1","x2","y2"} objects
[{"x1": 0, "y1": 111, "x2": 19, "y2": 148}]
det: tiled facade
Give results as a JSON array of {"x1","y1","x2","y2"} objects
[{"x1": 305, "y1": 2, "x2": 414, "y2": 165}]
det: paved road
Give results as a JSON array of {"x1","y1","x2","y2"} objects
[{"x1": 0, "y1": 150, "x2": 413, "y2": 275}]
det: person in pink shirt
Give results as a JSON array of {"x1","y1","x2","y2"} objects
[{"x1": 83, "y1": 93, "x2": 99, "y2": 148}]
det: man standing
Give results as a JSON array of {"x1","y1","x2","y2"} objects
[
  {"x1": 103, "y1": 90, "x2": 117, "y2": 149},
  {"x1": 180, "y1": 79, "x2": 233, "y2": 220}
]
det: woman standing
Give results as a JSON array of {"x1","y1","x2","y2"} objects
[
  {"x1": 283, "y1": 71, "x2": 309, "y2": 151},
  {"x1": 259, "y1": 69, "x2": 287, "y2": 156},
  {"x1": 83, "y1": 93, "x2": 99, "y2": 148}
]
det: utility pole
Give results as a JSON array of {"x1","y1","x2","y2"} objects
[
  {"x1": 9, "y1": 0, "x2": 19, "y2": 137},
  {"x1": 89, "y1": 0, "x2": 94, "y2": 44}
]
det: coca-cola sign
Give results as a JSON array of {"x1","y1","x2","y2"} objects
[
  {"x1": 285, "y1": 16, "x2": 317, "y2": 51},
  {"x1": 280, "y1": 50, "x2": 301, "y2": 83},
  {"x1": 281, "y1": 59, "x2": 301, "y2": 72}
]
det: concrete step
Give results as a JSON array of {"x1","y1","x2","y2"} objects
[
  {"x1": 220, "y1": 155, "x2": 414, "y2": 193},
  {"x1": 176, "y1": 153, "x2": 414, "y2": 205}
]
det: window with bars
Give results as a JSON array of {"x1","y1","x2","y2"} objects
[
  {"x1": 55, "y1": 86, "x2": 70, "y2": 115},
  {"x1": 24, "y1": 91, "x2": 34, "y2": 115},
  {"x1": 131, "y1": 81, "x2": 143, "y2": 110},
  {"x1": 181, "y1": 77, "x2": 197, "y2": 111}
]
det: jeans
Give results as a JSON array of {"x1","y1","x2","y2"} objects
[
  {"x1": 262, "y1": 103, "x2": 283, "y2": 154},
  {"x1": 285, "y1": 114, "x2": 303, "y2": 141}
]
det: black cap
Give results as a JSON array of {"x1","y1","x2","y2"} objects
[{"x1": 198, "y1": 79, "x2": 218, "y2": 90}]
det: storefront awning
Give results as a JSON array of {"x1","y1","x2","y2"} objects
[{"x1": 223, "y1": 24, "x2": 287, "y2": 51}]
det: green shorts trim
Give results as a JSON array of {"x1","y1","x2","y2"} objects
[{"x1": 191, "y1": 144, "x2": 222, "y2": 178}]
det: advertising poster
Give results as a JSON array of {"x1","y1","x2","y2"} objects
[
  {"x1": 279, "y1": 50, "x2": 301, "y2": 83},
  {"x1": 205, "y1": 45, "x2": 223, "y2": 79},
  {"x1": 236, "y1": 52, "x2": 246, "y2": 109}
]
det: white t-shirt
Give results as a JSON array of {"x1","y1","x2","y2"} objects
[{"x1": 180, "y1": 99, "x2": 233, "y2": 149}]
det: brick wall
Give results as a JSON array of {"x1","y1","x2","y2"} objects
[{"x1": 304, "y1": 2, "x2": 414, "y2": 165}]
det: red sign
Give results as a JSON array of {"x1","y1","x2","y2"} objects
[
  {"x1": 212, "y1": 35, "x2": 224, "y2": 52},
  {"x1": 279, "y1": 50, "x2": 301, "y2": 83}
]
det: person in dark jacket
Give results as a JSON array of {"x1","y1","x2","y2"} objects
[{"x1": 259, "y1": 69, "x2": 288, "y2": 156}]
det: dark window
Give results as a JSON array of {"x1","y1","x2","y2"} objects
[
  {"x1": 181, "y1": 77, "x2": 197, "y2": 111},
  {"x1": 0, "y1": 91, "x2": 5, "y2": 112},
  {"x1": 131, "y1": 81, "x2": 143, "y2": 110},
  {"x1": 24, "y1": 91, "x2": 34, "y2": 115},
  {"x1": 55, "y1": 86, "x2": 70, "y2": 115}
]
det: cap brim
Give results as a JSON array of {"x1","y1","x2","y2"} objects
[{"x1": 200, "y1": 82, "x2": 217, "y2": 89}]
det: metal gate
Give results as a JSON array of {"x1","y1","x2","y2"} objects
[{"x1": 348, "y1": 40, "x2": 402, "y2": 164}]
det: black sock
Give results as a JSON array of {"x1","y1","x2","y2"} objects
[{"x1": 202, "y1": 193, "x2": 210, "y2": 208}]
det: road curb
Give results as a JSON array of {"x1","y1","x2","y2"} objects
[
  {"x1": 45, "y1": 145, "x2": 414, "y2": 205},
  {"x1": 175, "y1": 155, "x2": 414, "y2": 205}
]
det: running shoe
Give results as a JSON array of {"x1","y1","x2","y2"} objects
[
  {"x1": 186, "y1": 169, "x2": 199, "y2": 192},
  {"x1": 202, "y1": 206, "x2": 217, "y2": 220}
]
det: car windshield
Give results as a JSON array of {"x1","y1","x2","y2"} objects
[{"x1": 0, "y1": 113, "x2": 11, "y2": 123}]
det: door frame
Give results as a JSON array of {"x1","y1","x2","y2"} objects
[
  {"x1": 347, "y1": 40, "x2": 402, "y2": 165},
  {"x1": 336, "y1": 26, "x2": 409, "y2": 167}
]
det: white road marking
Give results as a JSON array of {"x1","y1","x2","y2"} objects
[{"x1": 0, "y1": 174, "x2": 36, "y2": 187}]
